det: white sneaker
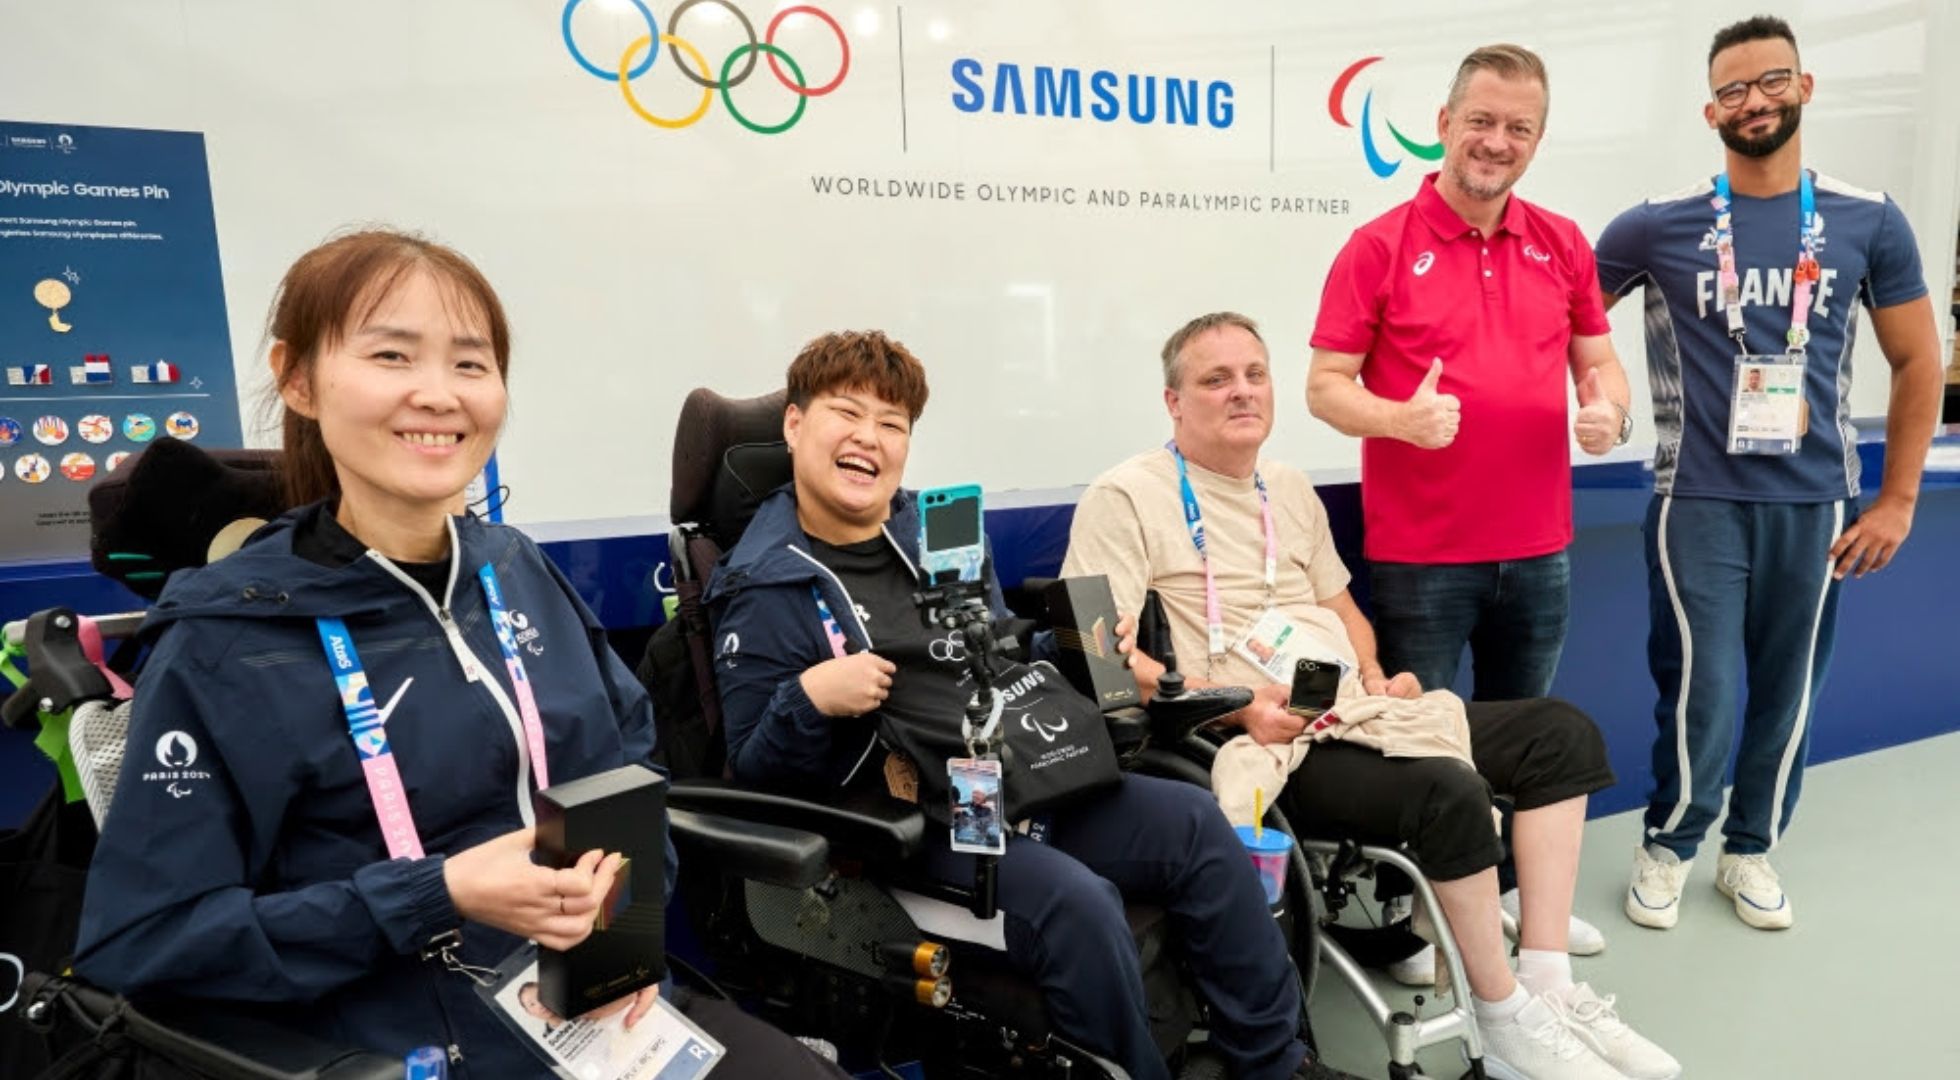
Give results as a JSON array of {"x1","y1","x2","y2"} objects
[
  {"x1": 1388, "y1": 944, "x2": 1436, "y2": 987},
  {"x1": 1499, "y1": 888, "x2": 1607, "y2": 956},
  {"x1": 1716, "y1": 852, "x2": 1793, "y2": 929},
  {"x1": 1547, "y1": 983, "x2": 1682, "y2": 1079},
  {"x1": 1624, "y1": 844, "x2": 1692, "y2": 929},
  {"x1": 1479, "y1": 994, "x2": 1625, "y2": 1080}
]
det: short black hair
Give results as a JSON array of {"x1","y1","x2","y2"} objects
[{"x1": 1709, "y1": 15, "x2": 1799, "y2": 69}]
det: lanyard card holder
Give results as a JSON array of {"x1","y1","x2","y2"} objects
[
  {"x1": 1726, "y1": 354, "x2": 1806, "y2": 456},
  {"x1": 948, "y1": 756, "x2": 1007, "y2": 855}
]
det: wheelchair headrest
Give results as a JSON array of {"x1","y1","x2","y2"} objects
[
  {"x1": 670, "y1": 387, "x2": 792, "y2": 549},
  {"x1": 89, "y1": 440, "x2": 285, "y2": 599}
]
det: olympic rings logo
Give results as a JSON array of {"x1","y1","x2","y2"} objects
[{"x1": 560, "y1": 0, "x2": 851, "y2": 134}]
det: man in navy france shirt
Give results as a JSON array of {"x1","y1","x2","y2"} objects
[{"x1": 1594, "y1": 15, "x2": 1943, "y2": 933}]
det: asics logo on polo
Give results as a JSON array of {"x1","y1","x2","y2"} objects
[{"x1": 1412, "y1": 251, "x2": 1435, "y2": 276}]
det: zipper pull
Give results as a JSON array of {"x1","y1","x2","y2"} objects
[{"x1": 438, "y1": 609, "x2": 479, "y2": 682}]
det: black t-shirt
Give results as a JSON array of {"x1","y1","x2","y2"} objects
[
  {"x1": 292, "y1": 504, "x2": 453, "y2": 600},
  {"x1": 807, "y1": 535, "x2": 985, "y2": 777},
  {"x1": 805, "y1": 536, "x2": 935, "y2": 652}
]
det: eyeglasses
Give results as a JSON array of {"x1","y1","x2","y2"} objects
[{"x1": 1713, "y1": 68, "x2": 1795, "y2": 109}]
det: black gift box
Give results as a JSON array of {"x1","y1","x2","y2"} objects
[
  {"x1": 1044, "y1": 576, "x2": 1141, "y2": 712},
  {"x1": 532, "y1": 764, "x2": 668, "y2": 1019}
]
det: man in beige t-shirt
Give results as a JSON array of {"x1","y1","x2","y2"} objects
[{"x1": 1063, "y1": 313, "x2": 1679, "y2": 1080}]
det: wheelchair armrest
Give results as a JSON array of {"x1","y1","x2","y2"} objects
[
  {"x1": 669, "y1": 807, "x2": 829, "y2": 889},
  {"x1": 23, "y1": 973, "x2": 399, "y2": 1079},
  {"x1": 668, "y1": 780, "x2": 924, "y2": 863}
]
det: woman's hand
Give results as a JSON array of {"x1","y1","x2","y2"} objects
[
  {"x1": 443, "y1": 828, "x2": 623, "y2": 950},
  {"x1": 800, "y1": 652, "x2": 897, "y2": 716},
  {"x1": 576, "y1": 983, "x2": 659, "y2": 1029}
]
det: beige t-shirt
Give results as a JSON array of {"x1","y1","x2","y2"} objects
[{"x1": 1062, "y1": 447, "x2": 1357, "y2": 686}]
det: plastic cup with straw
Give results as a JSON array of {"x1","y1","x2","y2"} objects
[{"x1": 1234, "y1": 785, "x2": 1291, "y2": 907}]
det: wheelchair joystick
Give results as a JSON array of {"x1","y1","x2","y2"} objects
[{"x1": 1133, "y1": 589, "x2": 1252, "y2": 741}]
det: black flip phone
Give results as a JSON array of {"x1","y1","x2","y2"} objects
[{"x1": 1288, "y1": 659, "x2": 1342, "y2": 718}]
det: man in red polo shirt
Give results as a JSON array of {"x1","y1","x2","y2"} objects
[{"x1": 1309, "y1": 43, "x2": 1633, "y2": 705}]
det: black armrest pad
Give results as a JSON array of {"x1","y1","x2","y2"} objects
[
  {"x1": 134, "y1": 1001, "x2": 402, "y2": 1079},
  {"x1": 670, "y1": 807, "x2": 829, "y2": 889},
  {"x1": 668, "y1": 780, "x2": 924, "y2": 863}
]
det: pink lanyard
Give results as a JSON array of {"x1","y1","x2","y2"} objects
[
  {"x1": 1169, "y1": 445, "x2": 1276, "y2": 655},
  {"x1": 1711, "y1": 169, "x2": 1819, "y2": 353}
]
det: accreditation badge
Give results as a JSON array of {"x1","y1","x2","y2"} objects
[
  {"x1": 1230, "y1": 606, "x2": 1351, "y2": 685},
  {"x1": 1726, "y1": 354, "x2": 1806, "y2": 456},
  {"x1": 948, "y1": 756, "x2": 1007, "y2": 855}
]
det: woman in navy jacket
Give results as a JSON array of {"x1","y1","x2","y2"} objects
[{"x1": 74, "y1": 231, "x2": 843, "y2": 1077}]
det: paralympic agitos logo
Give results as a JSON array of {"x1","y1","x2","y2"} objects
[
  {"x1": 559, "y1": 0, "x2": 850, "y2": 134},
  {"x1": 1328, "y1": 57, "x2": 1442, "y2": 179}
]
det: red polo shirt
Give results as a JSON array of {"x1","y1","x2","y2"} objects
[{"x1": 1311, "y1": 173, "x2": 1610, "y2": 564}]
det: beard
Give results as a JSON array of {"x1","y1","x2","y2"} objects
[
  {"x1": 1448, "y1": 151, "x2": 1519, "y2": 200},
  {"x1": 1720, "y1": 100, "x2": 1802, "y2": 158}
]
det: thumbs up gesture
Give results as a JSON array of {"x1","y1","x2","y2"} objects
[
  {"x1": 1573, "y1": 368, "x2": 1621, "y2": 456},
  {"x1": 1395, "y1": 358, "x2": 1460, "y2": 449}
]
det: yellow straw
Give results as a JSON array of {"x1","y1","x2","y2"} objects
[{"x1": 1254, "y1": 787, "x2": 1264, "y2": 842}]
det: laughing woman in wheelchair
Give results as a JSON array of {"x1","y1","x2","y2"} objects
[
  {"x1": 70, "y1": 230, "x2": 847, "y2": 1078},
  {"x1": 705, "y1": 330, "x2": 1361, "y2": 1080}
]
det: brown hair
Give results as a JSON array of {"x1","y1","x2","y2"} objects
[
  {"x1": 1160, "y1": 312, "x2": 1265, "y2": 388},
  {"x1": 1445, "y1": 43, "x2": 1549, "y2": 118},
  {"x1": 266, "y1": 229, "x2": 511, "y2": 508},
  {"x1": 785, "y1": 330, "x2": 930, "y2": 423}
]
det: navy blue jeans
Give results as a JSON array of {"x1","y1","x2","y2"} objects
[
  {"x1": 919, "y1": 775, "x2": 1308, "y2": 1080},
  {"x1": 1369, "y1": 549, "x2": 1572, "y2": 701},
  {"x1": 1642, "y1": 495, "x2": 1852, "y2": 858}
]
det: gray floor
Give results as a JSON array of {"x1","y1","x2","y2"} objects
[{"x1": 1308, "y1": 731, "x2": 1960, "y2": 1079}]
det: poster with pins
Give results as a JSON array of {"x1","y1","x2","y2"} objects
[{"x1": 0, "y1": 121, "x2": 237, "y2": 562}]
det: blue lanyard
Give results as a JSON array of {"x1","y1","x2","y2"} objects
[
  {"x1": 316, "y1": 617, "x2": 426, "y2": 860},
  {"x1": 1167, "y1": 443, "x2": 1275, "y2": 656},
  {"x1": 812, "y1": 585, "x2": 851, "y2": 659},
  {"x1": 1711, "y1": 169, "x2": 1818, "y2": 352},
  {"x1": 315, "y1": 562, "x2": 550, "y2": 860},
  {"x1": 478, "y1": 564, "x2": 552, "y2": 789}
]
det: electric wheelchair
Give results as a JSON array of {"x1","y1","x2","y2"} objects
[
  {"x1": 646, "y1": 386, "x2": 1346, "y2": 1079},
  {"x1": 649, "y1": 387, "x2": 1496, "y2": 1080}
]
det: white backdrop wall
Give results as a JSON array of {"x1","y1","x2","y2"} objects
[{"x1": 1, "y1": 0, "x2": 1954, "y2": 530}]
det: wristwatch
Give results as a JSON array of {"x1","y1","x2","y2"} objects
[{"x1": 1612, "y1": 402, "x2": 1633, "y2": 446}]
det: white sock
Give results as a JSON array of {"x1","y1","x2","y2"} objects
[
  {"x1": 1515, "y1": 948, "x2": 1573, "y2": 996},
  {"x1": 1474, "y1": 981, "x2": 1531, "y2": 1026}
]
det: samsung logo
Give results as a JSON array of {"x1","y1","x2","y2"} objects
[{"x1": 950, "y1": 59, "x2": 1234, "y2": 129}]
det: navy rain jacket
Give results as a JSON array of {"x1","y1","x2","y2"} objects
[
  {"x1": 704, "y1": 485, "x2": 1033, "y2": 792},
  {"x1": 74, "y1": 504, "x2": 676, "y2": 1076}
]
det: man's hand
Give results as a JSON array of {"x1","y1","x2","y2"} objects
[
  {"x1": 1362, "y1": 669, "x2": 1423, "y2": 699},
  {"x1": 1112, "y1": 613, "x2": 1137, "y2": 661},
  {"x1": 1573, "y1": 368, "x2": 1621, "y2": 456},
  {"x1": 800, "y1": 652, "x2": 897, "y2": 716},
  {"x1": 1239, "y1": 683, "x2": 1306, "y2": 746},
  {"x1": 1395, "y1": 359, "x2": 1461, "y2": 449},
  {"x1": 1830, "y1": 495, "x2": 1915, "y2": 579}
]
